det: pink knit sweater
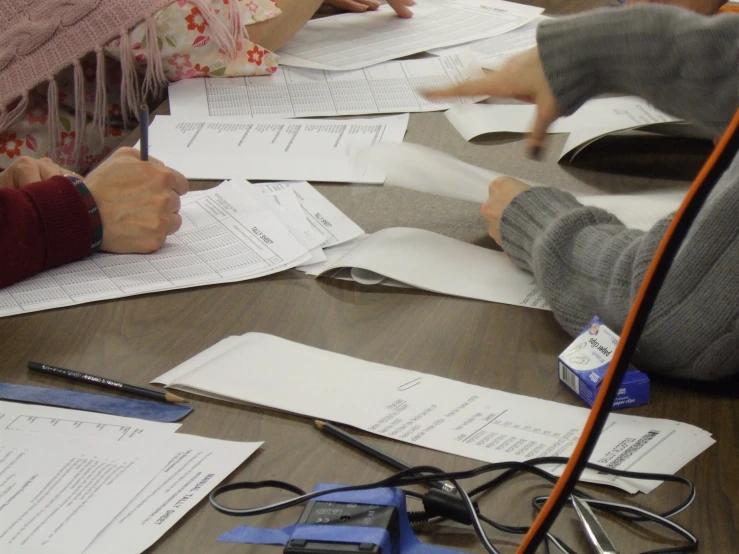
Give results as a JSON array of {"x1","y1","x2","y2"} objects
[{"x1": 0, "y1": 0, "x2": 243, "y2": 159}]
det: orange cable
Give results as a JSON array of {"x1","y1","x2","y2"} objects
[{"x1": 515, "y1": 105, "x2": 739, "y2": 554}]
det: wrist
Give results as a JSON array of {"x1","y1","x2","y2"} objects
[{"x1": 65, "y1": 175, "x2": 103, "y2": 255}]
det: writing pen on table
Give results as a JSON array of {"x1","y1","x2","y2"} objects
[
  {"x1": 27, "y1": 361, "x2": 185, "y2": 404},
  {"x1": 314, "y1": 420, "x2": 454, "y2": 492}
]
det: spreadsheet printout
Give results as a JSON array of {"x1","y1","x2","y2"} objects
[
  {"x1": 0, "y1": 181, "x2": 309, "y2": 318},
  {"x1": 138, "y1": 114, "x2": 409, "y2": 183},
  {"x1": 277, "y1": 0, "x2": 543, "y2": 71},
  {"x1": 429, "y1": 16, "x2": 546, "y2": 70},
  {"x1": 168, "y1": 53, "x2": 486, "y2": 118}
]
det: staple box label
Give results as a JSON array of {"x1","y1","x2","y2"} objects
[{"x1": 558, "y1": 316, "x2": 649, "y2": 409}]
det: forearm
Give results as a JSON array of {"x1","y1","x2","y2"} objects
[
  {"x1": 538, "y1": 5, "x2": 739, "y2": 134},
  {"x1": 0, "y1": 176, "x2": 92, "y2": 288},
  {"x1": 247, "y1": 0, "x2": 323, "y2": 53},
  {"x1": 499, "y1": 179, "x2": 739, "y2": 381}
]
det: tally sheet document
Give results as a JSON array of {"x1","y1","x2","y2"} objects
[
  {"x1": 0, "y1": 180, "x2": 362, "y2": 318},
  {"x1": 0, "y1": 401, "x2": 260, "y2": 554},
  {"x1": 359, "y1": 142, "x2": 685, "y2": 231},
  {"x1": 154, "y1": 334, "x2": 714, "y2": 495},
  {"x1": 139, "y1": 114, "x2": 408, "y2": 182},
  {"x1": 168, "y1": 53, "x2": 486, "y2": 119},
  {"x1": 277, "y1": 0, "x2": 543, "y2": 71},
  {"x1": 429, "y1": 15, "x2": 546, "y2": 70},
  {"x1": 445, "y1": 96, "x2": 682, "y2": 159}
]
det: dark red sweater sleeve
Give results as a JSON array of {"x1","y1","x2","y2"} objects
[{"x1": 0, "y1": 176, "x2": 92, "y2": 288}]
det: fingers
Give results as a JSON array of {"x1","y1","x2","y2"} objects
[
  {"x1": 387, "y1": 0, "x2": 414, "y2": 18},
  {"x1": 165, "y1": 167, "x2": 189, "y2": 196},
  {"x1": 424, "y1": 75, "x2": 505, "y2": 100},
  {"x1": 326, "y1": 0, "x2": 380, "y2": 11},
  {"x1": 37, "y1": 158, "x2": 67, "y2": 181},
  {"x1": 166, "y1": 213, "x2": 183, "y2": 236}
]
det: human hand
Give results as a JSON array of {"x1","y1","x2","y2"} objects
[
  {"x1": 0, "y1": 156, "x2": 77, "y2": 189},
  {"x1": 324, "y1": 0, "x2": 381, "y2": 12},
  {"x1": 324, "y1": 0, "x2": 414, "y2": 16},
  {"x1": 625, "y1": 0, "x2": 726, "y2": 15},
  {"x1": 425, "y1": 48, "x2": 561, "y2": 156},
  {"x1": 481, "y1": 176, "x2": 531, "y2": 244},
  {"x1": 84, "y1": 147, "x2": 189, "y2": 254}
]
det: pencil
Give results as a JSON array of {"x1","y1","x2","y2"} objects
[
  {"x1": 27, "y1": 361, "x2": 185, "y2": 403},
  {"x1": 314, "y1": 420, "x2": 453, "y2": 491},
  {"x1": 139, "y1": 104, "x2": 149, "y2": 161}
]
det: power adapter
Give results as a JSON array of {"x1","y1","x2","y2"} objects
[{"x1": 284, "y1": 499, "x2": 400, "y2": 554}]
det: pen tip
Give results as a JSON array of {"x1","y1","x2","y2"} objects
[{"x1": 314, "y1": 420, "x2": 326, "y2": 429}]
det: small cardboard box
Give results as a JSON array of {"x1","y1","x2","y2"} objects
[{"x1": 558, "y1": 316, "x2": 650, "y2": 409}]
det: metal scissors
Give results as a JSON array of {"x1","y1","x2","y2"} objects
[{"x1": 572, "y1": 496, "x2": 620, "y2": 554}]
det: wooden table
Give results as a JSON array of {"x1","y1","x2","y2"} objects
[{"x1": 1, "y1": 1, "x2": 736, "y2": 552}]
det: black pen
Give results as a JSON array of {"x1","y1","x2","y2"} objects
[
  {"x1": 139, "y1": 104, "x2": 149, "y2": 161},
  {"x1": 315, "y1": 420, "x2": 454, "y2": 492},
  {"x1": 28, "y1": 361, "x2": 185, "y2": 403}
]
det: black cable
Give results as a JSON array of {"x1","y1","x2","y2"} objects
[{"x1": 209, "y1": 457, "x2": 697, "y2": 554}]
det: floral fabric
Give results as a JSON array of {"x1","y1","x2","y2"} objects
[{"x1": 0, "y1": 0, "x2": 281, "y2": 174}]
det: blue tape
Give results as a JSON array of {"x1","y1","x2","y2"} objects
[
  {"x1": 0, "y1": 382, "x2": 192, "y2": 422},
  {"x1": 218, "y1": 484, "x2": 467, "y2": 554}
]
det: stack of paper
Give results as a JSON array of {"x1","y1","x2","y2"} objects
[
  {"x1": 153, "y1": 333, "x2": 714, "y2": 494},
  {"x1": 444, "y1": 97, "x2": 683, "y2": 159},
  {"x1": 0, "y1": 400, "x2": 260, "y2": 554},
  {"x1": 0, "y1": 180, "x2": 363, "y2": 318},
  {"x1": 168, "y1": 53, "x2": 487, "y2": 119},
  {"x1": 277, "y1": 0, "x2": 543, "y2": 71},
  {"x1": 138, "y1": 114, "x2": 408, "y2": 182}
]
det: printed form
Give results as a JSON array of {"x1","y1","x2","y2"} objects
[
  {"x1": 0, "y1": 401, "x2": 177, "y2": 554},
  {"x1": 277, "y1": 0, "x2": 543, "y2": 71},
  {"x1": 154, "y1": 334, "x2": 714, "y2": 495},
  {"x1": 169, "y1": 53, "x2": 486, "y2": 119},
  {"x1": 139, "y1": 114, "x2": 408, "y2": 182},
  {"x1": 0, "y1": 402, "x2": 261, "y2": 554},
  {"x1": 0, "y1": 181, "x2": 310, "y2": 318},
  {"x1": 429, "y1": 16, "x2": 545, "y2": 70}
]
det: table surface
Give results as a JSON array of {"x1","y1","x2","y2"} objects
[{"x1": 1, "y1": 1, "x2": 736, "y2": 552}]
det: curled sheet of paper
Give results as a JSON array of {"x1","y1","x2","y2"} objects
[
  {"x1": 359, "y1": 142, "x2": 499, "y2": 203},
  {"x1": 358, "y1": 142, "x2": 684, "y2": 231}
]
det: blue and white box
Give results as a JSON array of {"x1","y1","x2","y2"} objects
[{"x1": 558, "y1": 316, "x2": 650, "y2": 409}]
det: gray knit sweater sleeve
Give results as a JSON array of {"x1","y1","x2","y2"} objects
[
  {"x1": 537, "y1": 5, "x2": 739, "y2": 134},
  {"x1": 499, "y1": 7, "x2": 739, "y2": 380}
]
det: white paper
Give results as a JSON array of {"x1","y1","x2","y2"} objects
[
  {"x1": 0, "y1": 400, "x2": 180, "y2": 442},
  {"x1": 0, "y1": 181, "x2": 310, "y2": 318},
  {"x1": 0, "y1": 407, "x2": 175, "y2": 554},
  {"x1": 138, "y1": 114, "x2": 408, "y2": 183},
  {"x1": 360, "y1": 142, "x2": 684, "y2": 230},
  {"x1": 84, "y1": 435, "x2": 261, "y2": 554},
  {"x1": 445, "y1": 96, "x2": 681, "y2": 142},
  {"x1": 277, "y1": 0, "x2": 543, "y2": 71},
  {"x1": 313, "y1": 227, "x2": 549, "y2": 309},
  {"x1": 155, "y1": 333, "x2": 714, "y2": 494},
  {"x1": 252, "y1": 181, "x2": 364, "y2": 248},
  {"x1": 169, "y1": 53, "x2": 486, "y2": 119},
  {"x1": 429, "y1": 16, "x2": 546, "y2": 70}
]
